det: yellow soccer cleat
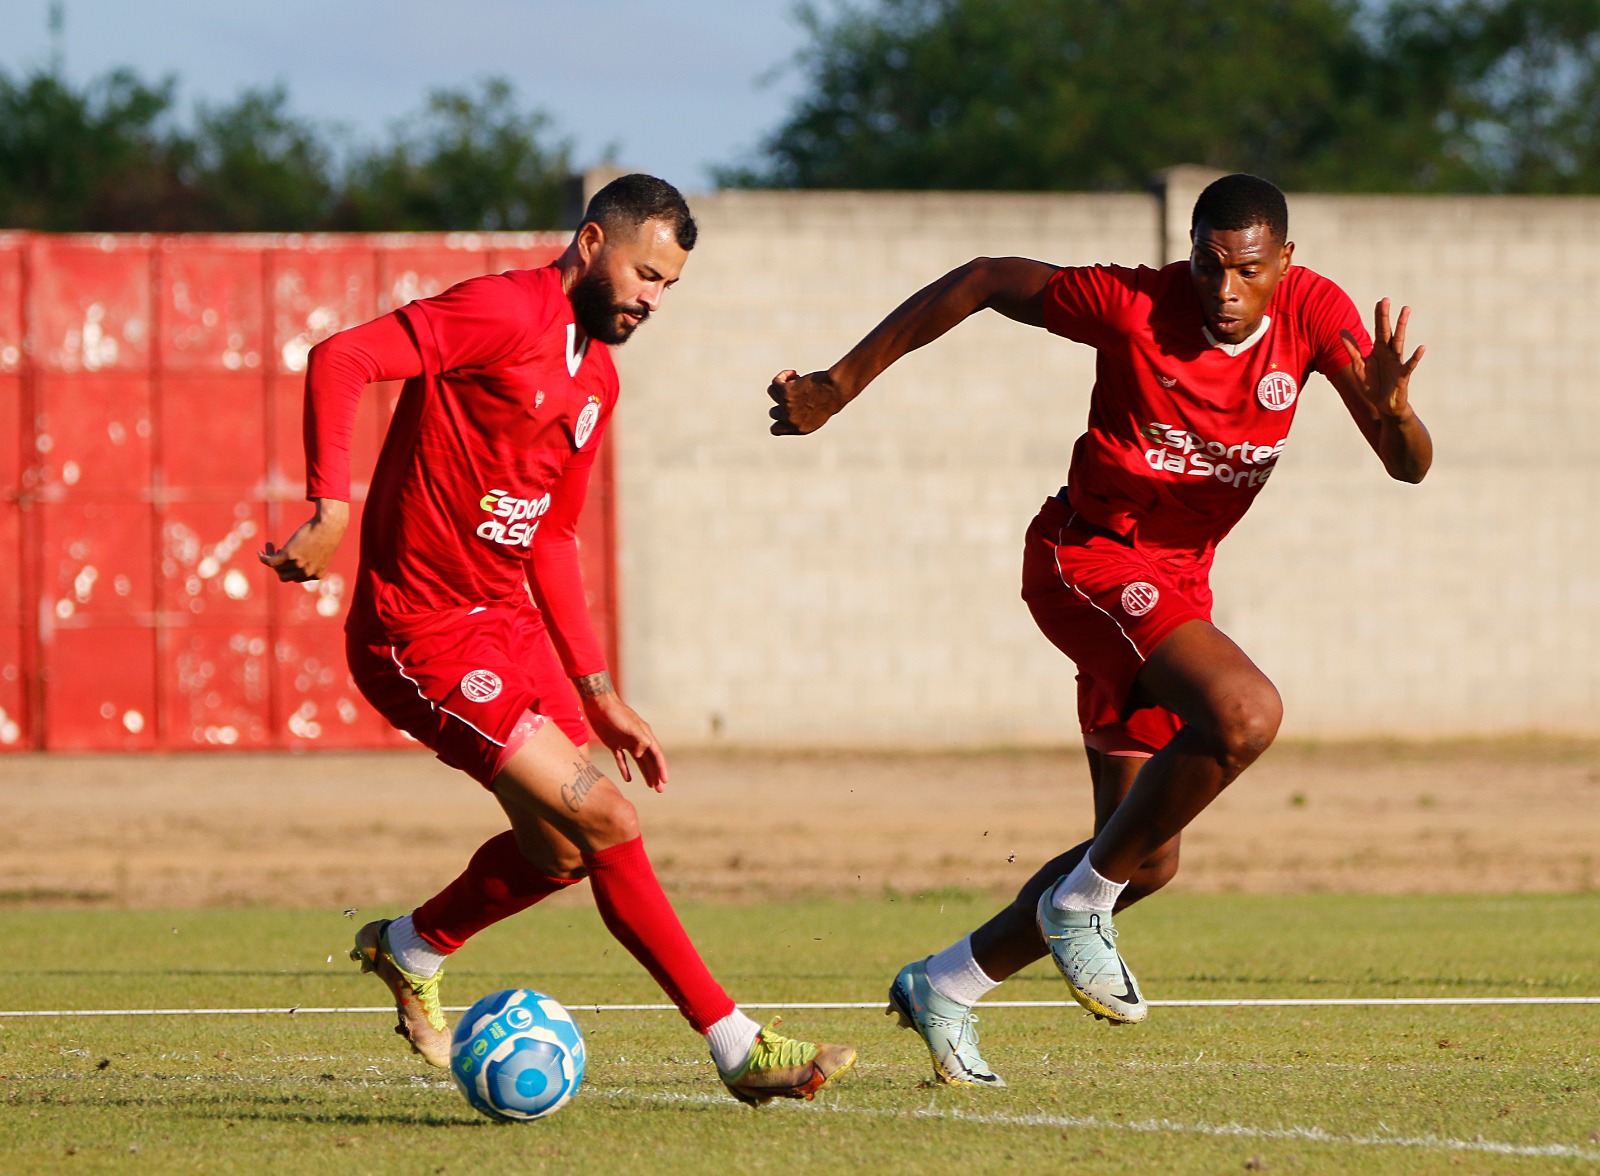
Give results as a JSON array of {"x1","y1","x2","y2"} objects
[
  {"x1": 719, "y1": 1018, "x2": 857, "y2": 1107},
  {"x1": 350, "y1": 919, "x2": 452, "y2": 1068}
]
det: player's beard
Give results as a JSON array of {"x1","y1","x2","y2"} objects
[{"x1": 569, "y1": 264, "x2": 649, "y2": 345}]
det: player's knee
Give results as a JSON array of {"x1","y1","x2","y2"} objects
[
  {"x1": 1209, "y1": 682, "x2": 1282, "y2": 773},
  {"x1": 572, "y1": 789, "x2": 640, "y2": 851}
]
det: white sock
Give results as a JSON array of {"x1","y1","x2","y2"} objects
[
  {"x1": 1050, "y1": 853, "x2": 1127, "y2": 913},
  {"x1": 384, "y1": 914, "x2": 450, "y2": 978},
  {"x1": 924, "y1": 935, "x2": 1000, "y2": 1007},
  {"x1": 705, "y1": 1008, "x2": 763, "y2": 1075}
]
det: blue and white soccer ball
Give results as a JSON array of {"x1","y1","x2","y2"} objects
[{"x1": 449, "y1": 988, "x2": 586, "y2": 1122}]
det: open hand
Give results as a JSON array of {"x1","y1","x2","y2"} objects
[
  {"x1": 584, "y1": 693, "x2": 668, "y2": 792},
  {"x1": 1341, "y1": 298, "x2": 1424, "y2": 420},
  {"x1": 768, "y1": 369, "x2": 846, "y2": 435}
]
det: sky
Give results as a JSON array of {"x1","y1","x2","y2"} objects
[{"x1": 0, "y1": 0, "x2": 821, "y2": 190}]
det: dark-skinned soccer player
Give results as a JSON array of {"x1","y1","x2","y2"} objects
[{"x1": 766, "y1": 174, "x2": 1429, "y2": 1088}]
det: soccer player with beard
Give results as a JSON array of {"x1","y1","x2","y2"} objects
[
  {"x1": 261, "y1": 174, "x2": 854, "y2": 1106},
  {"x1": 766, "y1": 174, "x2": 1430, "y2": 1088}
]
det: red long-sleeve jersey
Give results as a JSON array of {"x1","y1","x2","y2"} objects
[{"x1": 303, "y1": 264, "x2": 613, "y2": 676}]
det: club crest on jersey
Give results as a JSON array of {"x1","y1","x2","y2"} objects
[
  {"x1": 534, "y1": 390, "x2": 545, "y2": 409},
  {"x1": 1120, "y1": 582, "x2": 1159, "y2": 617},
  {"x1": 460, "y1": 669, "x2": 503, "y2": 703},
  {"x1": 573, "y1": 396, "x2": 602, "y2": 449},
  {"x1": 1256, "y1": 370, "x2": 1298, "y2": 411}
]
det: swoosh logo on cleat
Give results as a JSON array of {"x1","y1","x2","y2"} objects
[
  {"x1": 941, "y1": 1043, "x2": 997, "y2": 1085},
  {"x1": 1111, "y1": 958, "x2": 1140, "y2": 1006}
]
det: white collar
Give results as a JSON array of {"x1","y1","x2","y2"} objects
[
  {"x1": 1203, "y1": 314, "x2": 1272, "y2": 356},
  {"x1": 565, "y1": 322, "x2": 589, "y2": 377}
]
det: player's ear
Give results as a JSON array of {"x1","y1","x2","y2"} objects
[
  {"x1": 576, "y1": 220, "x2": 606, "y2": 265},
  {"x1": 1280, "y1": 240, "x2": 1295, "y2": 269}
]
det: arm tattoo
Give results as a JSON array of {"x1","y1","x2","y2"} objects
[
  {"x1": 574, "y1": 671, "x2": 614, "y2": 699},
  {"x1": 561, "y1": 758, "x2": 604, "y2": 812}
]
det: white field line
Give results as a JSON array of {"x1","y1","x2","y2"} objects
[
  {"x1": 2, "y1": 996, "x2": 1598, "y2": 1018},
  {"x1": 605, "y1": 1090, "x2": 1600, "y2": 1163}
]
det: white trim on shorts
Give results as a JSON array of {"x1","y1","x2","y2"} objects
[
  {"x1": 1052, "y1": 523, "x2": 1149, "y2": 660},
  {"x1": 387, "y1": 648, "x2": 507, "y2": 748}
]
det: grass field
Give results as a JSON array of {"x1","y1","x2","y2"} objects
[{"x1": 4, "y1": 893, "x2": 1598, "y2": 1174}]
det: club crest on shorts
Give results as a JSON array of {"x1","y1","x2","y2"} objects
[
  {"x1": 460, "y1": 669, "x2": 503, "y2": 703},
  {"x1": 573, "y1": 396, "x2": 602, "y2": 449},
  {"x1": 1120, "y1": 582, "x2": 1159, "y2": 617},
  {"x1": 1256, "y1": 369, "x2": 1298, "y2": 411}
]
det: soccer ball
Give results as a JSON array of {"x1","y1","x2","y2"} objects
[{"x1": 449, "y1": 988, "x2": 586, "y2": 1122}]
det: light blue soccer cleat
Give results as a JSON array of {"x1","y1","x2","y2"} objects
[
  {"x1": 1035, "y1": 892, "x2": 1149, "y2": 1024},
  {"x1": 886, "y1": 959, "x2": 1005, "y2": 1087}
]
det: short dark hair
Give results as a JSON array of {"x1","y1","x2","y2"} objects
[
  {"x1": 582, "y1": 173, "x2": 697, "y2": 251},
  {"x1": 1191, "y1": 174, "x2": 1288, "y2": 244}
]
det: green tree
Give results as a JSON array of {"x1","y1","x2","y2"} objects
[
  {"x1": 0, "y1": 67, "x2": 190, "y2": 230},
  {"x1": 184, "y1": 85, "x2": 339, "y2": 230},
  {"x1": 336, "y1": 78, "x2": 574, "y2": 231},
  {"x1": 0, "y1": 68, "x2": 574, "y2": 231},
  {"x1": 723, "y1": 0, "x2": 1600, "y2": 193},
  {"x1": 1385, "y1": 0, "x2": 1600, "y2": 192}
]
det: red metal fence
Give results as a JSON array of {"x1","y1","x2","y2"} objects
[{"x1": 0, "y1": 231, "x2": 617, "y2": 752}]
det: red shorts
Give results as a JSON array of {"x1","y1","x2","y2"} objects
[
  {"x1": 1021, "y1": 495, "x2": 1212, "y2": 756},
  {"x1": 346, "y1": 604, "x2": 589, "y2": 787}
]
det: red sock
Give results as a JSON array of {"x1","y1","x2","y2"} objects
[
  {"x1": 583, "y1": 836, "x2": 736, "y2": 1033},
  {"x1": 412, "y1": 831, "x2": 579, "y2": 953}
]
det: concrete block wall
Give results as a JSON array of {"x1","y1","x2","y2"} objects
[
  {"x1": 612, "y1": 183, "x2": 1600, "y2": 744},
  {"x1": 1212, "y1": 195, "x2": 1600, "y2": 735}
]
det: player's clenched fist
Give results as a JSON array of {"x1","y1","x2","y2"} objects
[{"x1": 768, "y1": 369, "x2": 846, "y2": 435}]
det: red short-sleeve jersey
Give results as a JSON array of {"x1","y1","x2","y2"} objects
[
  {"x1": 1042, "y1": 261, "x2": 1368, "y2": 555},
  {"x1": 348, "y1": 265, "x2": 617, "y2": 649}
]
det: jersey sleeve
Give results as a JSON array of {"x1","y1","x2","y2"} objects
[
  {"x1": 1300, "y1": 272, "x2": 1371, "y2": 377},
  {"x1": 1040, "y1": 264, "x2": 1144, "y2": 348},
  {"x1": 396, "y1": 271, "x2": 554, "y2": 376},
  {"x1": 303, "y1": 311, "x2": 425, "y2": 501},
  {"x1": 526, "y1": 410, "x2": 611, "y2": 678}
]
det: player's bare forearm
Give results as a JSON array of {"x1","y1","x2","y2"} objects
[
  {"x1": 830, "y1": 258, "x2": 1053, "y2": 399},
  {"x1": 573, "y1": 670, "x2": 614, "y2": 699},
  {"x1": 258, "y1": 497, "x2": 349, "y2": 582},
  {"x1": 1337, "y1": 386, "x2": 1432, "y2": 483},
  {"x1": 768, "y1": 257, "x2": 1055, "y2": 435},
  {"x1": 1376, "y1": 407, "x2": 1432, "y2": 483}
]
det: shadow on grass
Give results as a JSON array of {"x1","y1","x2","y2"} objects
[
  {"x1": 191, "y1": 1106, "x2": 488, "y2": 1129},
  {"x1": 137, "y1": 1092, "x2": 491, "y2": 1129}
]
